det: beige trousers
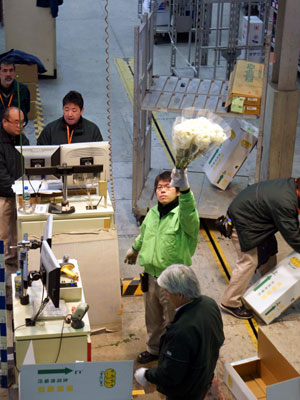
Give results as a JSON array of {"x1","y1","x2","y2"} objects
[
  {"x1": 221, "y1": 228, "x2": 277, "y2": 308},
  {"x1": 0, "y1": 197, "x2": 18, "y2": 284},
  {"x1": 144, "y1": 274, "x2": 175, "y2": 355}
]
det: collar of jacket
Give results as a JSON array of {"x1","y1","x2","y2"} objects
[
  {"x1": 0, "y1": 79, "x2": 16, "y2": 96},
  {"x1": 60, "y1": 116, "x2": 84, "y2": 134},
  {"x1": 0, "y1": 125, "x2": 26, "y2": 145},
  {"x1": 157, "y1": 197, "x2": 179, "y2": 218},
  {"x1": 170, "y1": 297, "x2": 202, "y2": 324}
]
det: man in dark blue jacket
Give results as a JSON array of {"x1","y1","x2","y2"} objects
[
  {"x1": 0, "y1": 107, "x2": 29, "y2": 286},
  {"x1": 0, "y1": 61, "x2": 30, "y2": 123},
  {"x1": 135, "y1": 265, "x2": 224, "y2": 400}
]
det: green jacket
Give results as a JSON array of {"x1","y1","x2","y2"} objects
[
  {"x1": 228, "y1": 178, "x2": 300, "y2": 252},
  {"x1": 37, "y1": 116, "x2": 103, "y2": 145},
  {"x1": 133, "y1": 190, "x2": 199, "y2": 277}
]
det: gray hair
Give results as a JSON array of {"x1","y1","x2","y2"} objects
[{"x1": 157, "y1": 265, "x2": 201, "y2": 299}]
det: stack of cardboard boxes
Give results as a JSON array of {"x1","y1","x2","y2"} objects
[
  {"x1": 225, "y1": 59, "x2": 264, "y2": 116},
  {"x1": 15, "y1": 64, "x2": 37, "y2": 120}
]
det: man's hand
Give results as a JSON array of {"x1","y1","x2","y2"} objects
[
  {"x1": 170, "y1": 168, "x2": 190, "y2": 191},
  {"x1": 134, "y1": 368, "x2": 148, "y2": 387},
  {"x1": 124, "y1": 247, "x2": 139, "y2": 264}
]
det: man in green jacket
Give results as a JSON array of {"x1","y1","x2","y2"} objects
[
  {"x1": 124, "y1": 169, "x2": 199, "y2": 364},
  {"x1": 37, "y1": 90, "x2": 103, "y2": 145},
  {"x1": 220, "y1": 178, "x2": 300, "y2": 319}
]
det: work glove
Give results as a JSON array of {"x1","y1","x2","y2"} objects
[
  {"x1": 134, "y1": 368, "x2": 148, "y2": 387},
  {"x1": 124, "y1": 247, "x2": 139, "y2": 265},
  {"x1": 170, "y1": 168, "x2": 190, "y2": 191}
]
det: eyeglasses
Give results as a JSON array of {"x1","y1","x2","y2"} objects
[
  {"x1": 5, "y1": 119, "x2": 25, "y2": 128},
  {"x1": 156, "y1": 184, "x2": 173, "y2": 191}
]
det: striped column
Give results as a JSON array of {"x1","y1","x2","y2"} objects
[{"x1": 0, "y1": 240, "x2": 8, "y2": 388}]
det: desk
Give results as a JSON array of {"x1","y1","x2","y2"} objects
[
  {"x1": 17, "y1": 194, "x2": 122, "y2": 330},
  {"x1": 12, "y1": 277, "x2": 91, "y2": 371}
]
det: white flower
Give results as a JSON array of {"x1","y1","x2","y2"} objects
[{"x1": 172, "y1": 115, "x2": 228, "y2": 168}]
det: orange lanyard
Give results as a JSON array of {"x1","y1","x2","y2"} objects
[
  {"x1": 294, "y1": 178, "x2": 300, "y2": 214},
  {"x1": 0, "y1": 93, "x2": 13, "y2": 108},
  {"x1": 66, "y1": 125, "x2": 74, "y2": 144}
]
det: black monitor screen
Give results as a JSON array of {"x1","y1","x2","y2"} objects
[
  {"x1": 15, "y1": 145, "x2": 60, "y2": 180},
  {"x1": 40, "y1": 240, "x2": 61, "y2": 307}
]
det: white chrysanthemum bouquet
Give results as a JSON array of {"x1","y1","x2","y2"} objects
[{"x1": 172, "y1": 109, "x2": 230, "y2": 169}]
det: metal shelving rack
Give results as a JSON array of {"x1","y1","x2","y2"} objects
[{"x1": 133, "y1": 0, "x2": 272, "y2": 220}]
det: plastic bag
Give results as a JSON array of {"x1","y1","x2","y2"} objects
[{"x1": 172, "y1": 108, "x2": 231, "y2": 169}]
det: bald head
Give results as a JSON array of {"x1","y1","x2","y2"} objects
[{"x1": 2, "y1": 107, "x2": 24, "y2": 136}]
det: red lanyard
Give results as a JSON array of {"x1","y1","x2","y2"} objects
[
  {"x1": 0, "y1": 93, "x2": 13, "y2": 108},
  {"x1": 66, "y1": 125, "x2": 74, "y2": 144}
]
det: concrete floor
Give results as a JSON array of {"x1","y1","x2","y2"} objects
[{"x1": 1, "y1": 0, "x2": 300, "y2": 399}]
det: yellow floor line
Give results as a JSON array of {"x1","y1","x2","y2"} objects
[
  {"x1": 201, "y1": 226, "x2": 258, "y2": 350},
  {"x1": 113, "y1": 57, "x2": 175, "y2": 166}
]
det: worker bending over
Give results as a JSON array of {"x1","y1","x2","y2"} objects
[
  {"x1": 37, "y1": 90, "x2": 103, "y2": 145},
  {"x1": 135, "y1": 264, "x2": 225, "y2": 400},
  {"x1": 220, "y1": 178, "x2": 300, "y2": 319},
  {"x1": 125, "y1": 168, "x2": 199, "y2": 364}
]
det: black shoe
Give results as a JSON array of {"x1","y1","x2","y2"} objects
[
  {"x1": 137, "y1": 351, "x2": 158, "y2": 364},
  {"x1": 220, "y1": 303, "x2": 253, "y2": 319}
]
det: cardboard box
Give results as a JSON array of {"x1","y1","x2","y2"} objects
[
  {"x1": 241, "y1": 16, "x2": 263, "y2": 46},
  {"x1": 224, "y1": 329, "x2": 300, "y2": 400},
  {"x1": 243, "y1": 251, "x2": 300, "y2": 324},
  {"x1": 27, "y1": 100, "x2": 36, "y2": 120},
  {"x1": 203, "y1": 119, "x2": 257, "y2": 190},
  {"x1": 225, "y1": 60, "x2": 264, "y2": 114},
  {"x1": 25, "y1": 82, "x2": 37, "y2": 101},
  {"x1": 15, "y1": 64, "x2": 38, "y2": 83}
]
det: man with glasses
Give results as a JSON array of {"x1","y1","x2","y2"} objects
[
  {"x1": 0, "y1": 60, "x2": 30, "y2": 123},
  {"x1": 124, "y1": 169, "x2": 199, "y2": 364},
  {"x1": 0, "y1": 107, "x2": 29, "y2": 307}
]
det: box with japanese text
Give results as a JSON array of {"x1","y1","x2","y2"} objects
[
  {"x1": 243, "y1": 251, "x2": 300, "y2": 324},
  {"x1": 225, "y1": 60, "x2": 264, "y2": 115},
  {"x1": 203, "y1": 119, "x2": 257, "y2": 190}
]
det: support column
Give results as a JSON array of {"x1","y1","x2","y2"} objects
[{"x1": 260, "y1": 0, "x2": 300, "y2": 180}]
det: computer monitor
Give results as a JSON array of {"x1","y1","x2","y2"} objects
[
  {"x1": 15, "y1": 145, "x2": 60, "y2": 180},
  {"x1": 42, "y1": 214, "x2": 53, "y2": 248},
  {"x1": 60, "y1": 141, "x2": 110, "y2": 188},
  {"x1": 40, "y1": 240, "x2": 61, "y2": 308}
]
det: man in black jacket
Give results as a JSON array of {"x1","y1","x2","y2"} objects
[
  {"x1": 135, "y1": 265, "x2": 224, "y2": 400},
  {"x1": 0, "y1": 60, "x2": 30, "y2": 123},
  {"x1": 37, "y1": 91, "x2": 103, "y2": 145},
  {"x1": 0, "y1": 107, "x2": 29, "y2": 285},
  {"x1": 220, "y1": 178, "x2": 300, "y2": 319}
]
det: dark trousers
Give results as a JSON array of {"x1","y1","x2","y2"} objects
[{"x1": 166, "y1": 386, "x2": 209, "y2": 400}]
